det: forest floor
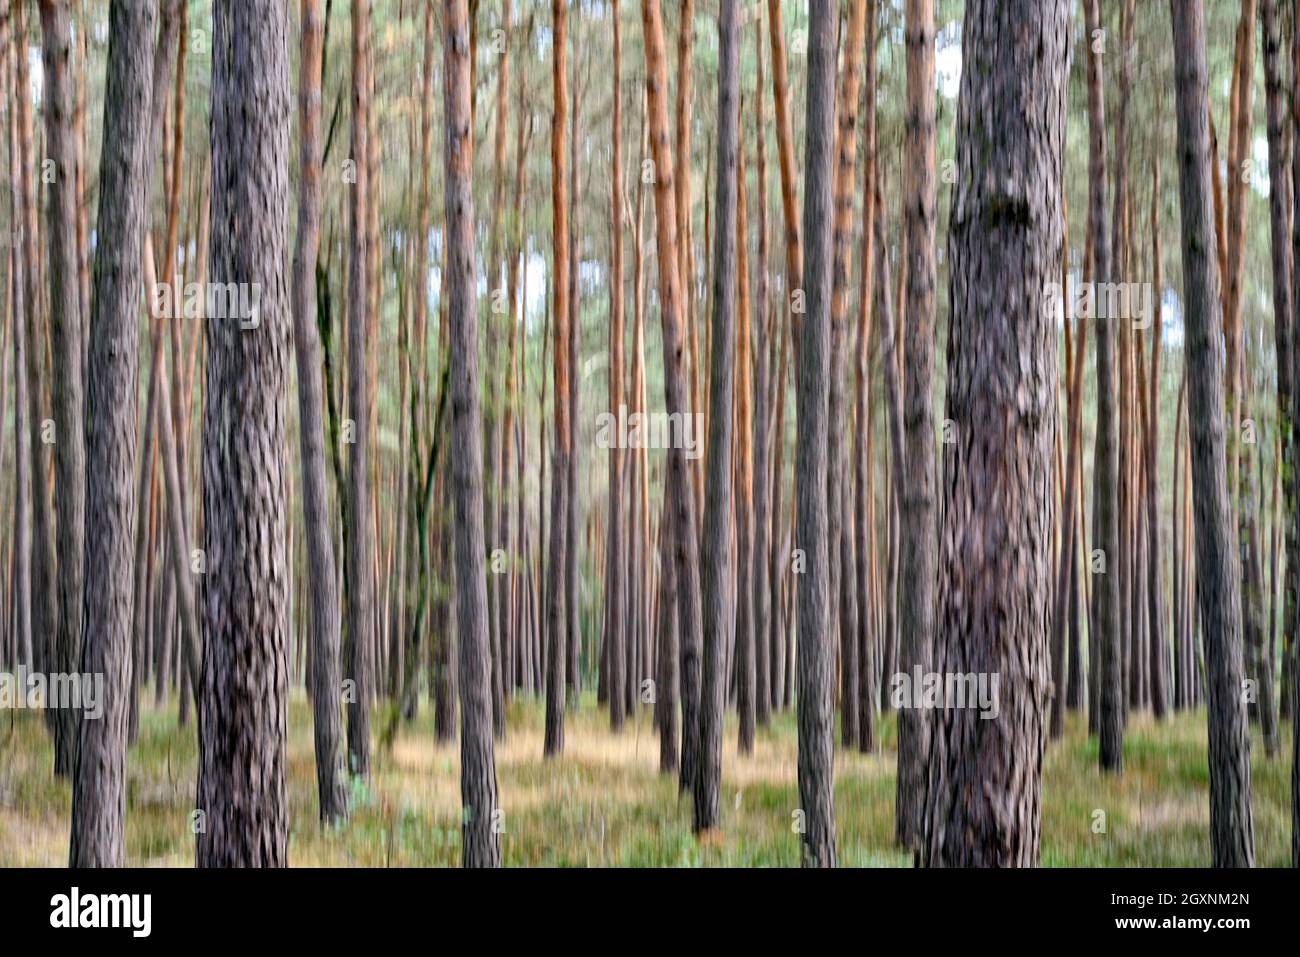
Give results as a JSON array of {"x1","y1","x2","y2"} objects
[{"x1": 0, "y1": 693, "x2": 1293, "y2": 866}]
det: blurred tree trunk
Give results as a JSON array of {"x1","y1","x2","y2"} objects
[
  {"x1": 696, "y1": 0, "x2": 738, "y2": 835},
  {"x1": 895, "y1": 0, "x2": 939, "y2": 851},
  {"x1": 38, "y1": 0, "x2": 84, "y2": 778},
  {"x1": 544, "y1": 0, "x2": 570, "y2": 757},
  {"x1": 795, "y1": 0, "x2": 838, "y2": 869},
  {"x1": 293, "y1": 0, "x2": 346, "y2": 825},
  {"x1": 444, "y1": 0, "x2": 501, "y2": 868},
  {"x1": 346, "y1": 0, "x2": 374, "y2": 779},
  {"x1": 197, "y1": 0, "x2": 292, "y2": 867},
  {"x1": 921, "y1": 0, "x2": 1068, "y2": 867},
  {"x1": 1168, "y1": 0, "x2": 1256, "y2": 868},
  {"x1": 69, "y1": 0, "x2": 156, "y2": 869}
]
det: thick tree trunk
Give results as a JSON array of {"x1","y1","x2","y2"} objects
[
  {"x1": 920, "y1": 0, "x2": 1068, "y2": 867},
  {"x1": 197, "y1": 0, "x2": 292, "y2": 867},
  {"x1": 1168, "y1": 0, "x2": 1256, "y2": 868},
  {"x1": 69, "y1": 0, "x2": 156, "y2": 869}
]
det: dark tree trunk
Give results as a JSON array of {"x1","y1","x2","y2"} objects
[
  {"x1": 919, "y1": 0, "x2": 1068, "y2": 867},
  {"x1": 1168, "y1": 0, "x2": 1256, "y2": 868},
  {"x1": 293, "y1": 0, "x2": 347, "y2": 825},
  {"x1": 794, "y1": 0, "x2": 838, "y2": 869},
  {"x1": 69, "y1": 0, "x2": 156, "y2": 869},
  {"x1": 695, "y1": 0, "x2": 738, "y2": 837},
  {"x1": 641, "y1": 0, "x2": 705, "y2": 797},
  {"x1": 895, "y1": 0, "x2": 938, "y2": 851},
  {"x1": 197, "y1": 0, "x2": 292, "y2": 867},
  {"x1": 443, "y1": 0, "x2": 501, "y2": 868},
  {"x1": 39, "y1": 0, "x2": 85, "y2": 780},
  {"x1": 544, "y1": 0, "x2": 570, "y2": 757},
  {"x1": 606, "y1": 0, "x2": 626, "y2": 733},
  {"x1": 1084, "y1": 0, "x2": 1124, "y2": 774},
  {"x1": 345, "y1": 0, "x2": 374, "y2": 779}
]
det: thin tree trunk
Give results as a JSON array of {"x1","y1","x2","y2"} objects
[
  {"x1": 293, "y1": 0, "x2": 346, "y2": 825},
  {"x1": 895, "y1": 0, "x2": 939, "y2": 851},
  {"x1": 793, "y1": 0, "x2": 838, "y2": 869}
]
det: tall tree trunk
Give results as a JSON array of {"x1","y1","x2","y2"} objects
[
  {"x1": 16, "y1": 0, "x2": 56, "y2": 708},
  {"x1": 197, "y1": 0, "x2": 292, "y2": 867},
  {"x1": 921, "y1": 0, "x2": 1068, "y2": 867},
  {"x1": 293, "y1": 0, "x2": 346, "y2": 825},
  {"x1": 830, "y1": 0, "x2": 868, "y2": 751},
  {"x1": 794, "y1": 0, "x2": 838, "y2": 869},
  {"x1": 1145, "y1": 161, "x2": 1169, "y2": 720},
  {"x1": 443, "y1": 0, "x2": 501, "y2": 868},
  {"x1": 641, "y1": 0, "x2": 705, "y2": 796},
  {"x1": 2, "y1": 0, "x2": 33, "y2": 696},
  {"x1": 854, "y1": 0, "x2": 879, "y2": 753},
  {"x1": 69, "y1": 0, "x2": 156, "y2": 869},
  {"x1": 1168, "y1": 0, "x2": 1256, "y2": 868},
  {"x1": 345, "y1": 0, "x2": 374, "y2": 778},
  {"x1": 695, "y1": 0, "x2": 738, "y2": 837},
  {"x1": 544, "y1": 0, "x2": 570, "y2": 757},
  {"x1": 751, "y1": 7, "x2": 772, "y2": 729},
  {"x1": 605, "y1": 0, "x2": 626, "y2": 733},
  {"x1": 39, "y1": 0, "x2": 84, "y2": 779},
  {"x1": 736, "y1": 136, "x2": 756, "y2": 754},
  {"x1": 1084, "y1": 0, "x2": 1124, "y2": 773},
  {"x1": 895, "y1": 0, "x2": 938, "y2": 851}
]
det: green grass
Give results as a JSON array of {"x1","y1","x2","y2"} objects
[{"x1": 0, "y1": 694, "x2": 1292, "y2": 866}]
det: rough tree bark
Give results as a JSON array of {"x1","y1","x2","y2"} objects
[
  {"x1": 695, "y1": 0, "x2": 738, "y2": 837},
  {"x1": 344, "y1": 0, "x2": 374, "y2": 779},
  {"x1": 641, "y1": 0, "x2": 704, "y2": 796},
  {"x1": 197, "y1": 0, "x2": 292, "y2": 867},
  {"x1": 444, "y1": 0, "x2": 501, "y2": 868},
  {"x1": 293, "y1": 0, "x2": 346, "y2": 825},
  {"x1": 69, "y1": 0, "x2": 156, "y2": 869},
  {"x1": 1168, "y1": 0, "x2": 1256, "y2": 868},
  {"x1": 919, "y1": 0, "x2": 1068, "y2": 867},
  {"x1": 794, "y1": 0, "x2": 838, "y2": 870},
  {"x1": 1084, "y1": 0, "x2": 1124, "y2": 774},
  {"x1": 895, "y1": 0, "x2": 939, "y2": 851}
]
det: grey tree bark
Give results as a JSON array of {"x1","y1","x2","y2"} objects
[
  {"x1": 444, "y1": 0, "x2": 502, "y2": 868},
  {"x1": 920, "y1": 0, "x2": 1068, "y2": 867},
  {"x1": 293, "y1": 0, "x2": 347, "y2": 825},
  {"x1": 196, "y1": 0, "x2": 293, "y2": 867},
  {"x1": 795, "y1": 0, "x2": 838, "y2": 869},
  {"x1": 1168, "y1": 0, "x2": 1256, "y2": 868},
  {"x1": 70, "y1": 0, "x2": 156, "y2": 868},
  {"x1": 695, "y1": 0, "x2": 738, "y2": 837}
]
